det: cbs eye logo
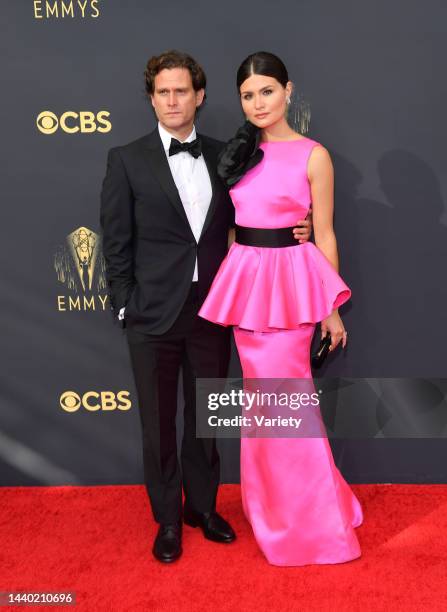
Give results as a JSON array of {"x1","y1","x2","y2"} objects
[
  {"x1": 36, "y1": 111, "x2": 112, "y2": 134},
  {"x1": 60, "y1": 390, "x2": 131, "y2": 412}
]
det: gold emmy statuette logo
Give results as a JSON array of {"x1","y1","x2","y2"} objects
[
  {"x1": 60, "y1": 391, "x2": 132, "y2": 412},
  {"x1": 36, "y1": 111, "x2": 111, "y2": 134},
  {"x1": 33, "y1": 1, "x2": 100, "y2": 19},
  {"x1": 54, "y1": 226, "x2": 109, "y2": 312}
]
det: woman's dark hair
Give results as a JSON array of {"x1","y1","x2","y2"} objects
[
  {"x1": 144, "y1": 49, "x2": 207, "y2": 106},
  {"x1": 217, "y1": 52, "x2": 289, "y2": 187},
  {"x1": 236, "y1": 51, "x2": 289, "y2": 91}
]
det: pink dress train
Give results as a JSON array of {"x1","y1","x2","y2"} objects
[{"x1": 198, "y1": 137, "x2": 363, "y2": 566}]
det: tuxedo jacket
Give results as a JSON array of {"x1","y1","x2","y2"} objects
[{"x1": 99, "y1": 127, "x2": 234, "y2": 334}]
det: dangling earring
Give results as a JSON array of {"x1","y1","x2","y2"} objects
[{"x1": 286, "y1": 97, "x2": 291, "y2": 105}]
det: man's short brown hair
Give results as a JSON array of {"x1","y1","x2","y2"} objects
[{"x1": 144, "y1": 50, "x2": 207, "y2": 102}]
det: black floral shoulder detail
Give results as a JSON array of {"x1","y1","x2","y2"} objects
[{"x1": 217, "y1": 121, "x2": 264, "y2": 187}]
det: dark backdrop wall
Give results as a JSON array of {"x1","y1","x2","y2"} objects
[{"x1": 1, "y1": 0, "x2": 447, "y2": 486}]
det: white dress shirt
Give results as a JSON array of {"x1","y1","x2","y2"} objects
[{"x1": 118, "y1": 122, "x2": 212, "y2": 321}]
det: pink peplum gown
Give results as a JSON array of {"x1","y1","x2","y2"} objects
[{"x1": 198, "y1": 137, "x2": 363, "y2": 566}]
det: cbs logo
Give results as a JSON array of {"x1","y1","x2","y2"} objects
[
  {"x1": 60, "y1": 390, "x2": 131, "y2": 412},
  {"x1": 36, "y1": 111, "x2": 112, "y2": 134}
]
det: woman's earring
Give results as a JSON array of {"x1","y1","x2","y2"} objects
[{"x1": 286, "y1": 97, "x2": 291, "y2": 105}]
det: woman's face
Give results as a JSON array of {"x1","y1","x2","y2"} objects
[{"x1": 239, "y1": 74, "x2": 291, "y2": 129}]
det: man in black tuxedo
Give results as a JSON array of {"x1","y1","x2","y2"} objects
[{"x1": 100, "y1": 50, "x2": 312, "y2": 563}]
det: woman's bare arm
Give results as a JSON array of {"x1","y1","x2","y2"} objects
[
  {"x1": 307, "y1": 145, "x2": 339, "y2": 272},
  {"x1": 307, "y1": 144, "x2": 348, "y2": 349}
]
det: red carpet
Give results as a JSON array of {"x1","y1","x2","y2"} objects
[{"x1": 1, "y1": 484, "x2": 446, "y2": 611}]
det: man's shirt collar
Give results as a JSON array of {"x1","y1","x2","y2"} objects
[{"x1": 158, "y1": 121, "x2": 197, "y2": 152}]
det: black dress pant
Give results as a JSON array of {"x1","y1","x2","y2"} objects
[{"x1": 126, "y1": 283, "x2": 231, "y2": 524}]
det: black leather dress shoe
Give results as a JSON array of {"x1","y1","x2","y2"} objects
[
  {"x1": 183, "y1": 508, "x2": 236, "y2": 543},
  {"x1": 152, "y1": 522, "x2": 182, "y2": 563}
]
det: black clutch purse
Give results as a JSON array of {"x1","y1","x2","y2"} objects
[{"x1": 311, "y1": 334, "x2": 332, "y2": 369}]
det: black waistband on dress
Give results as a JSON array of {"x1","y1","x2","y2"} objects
[{"x1": 234, "y1": 224, "x2": 300, "y2": 248}]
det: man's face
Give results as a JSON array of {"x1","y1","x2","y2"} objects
[{"x1": 151, "y1": 67, "x2": 204, "y2": 132}]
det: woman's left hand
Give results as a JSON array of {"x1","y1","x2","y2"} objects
[{"x1": 321, "y1": 310, "x2": 348, "y2": 351}]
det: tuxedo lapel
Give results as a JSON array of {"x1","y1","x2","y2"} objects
[
  {"x1": 141, "y1": 129, "x2": 195, "y2": 239},
  {"x1": 199, "y1": 136, "x2": 220, "y2": 242}
]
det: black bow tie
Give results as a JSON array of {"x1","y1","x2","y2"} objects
[{"x1": 168, "y1": 137, "x2": 202, "y2": 159}]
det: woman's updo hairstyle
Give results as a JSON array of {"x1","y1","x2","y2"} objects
[
  {"x1": 217, "y1": 52, "x2": 290, "y2": 187},
  {"x1": 236, "y1": 51, "x2": 289, "y2": 90}
]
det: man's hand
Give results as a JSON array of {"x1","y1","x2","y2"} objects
[{"x1": 293, "y1": 205, "x2": 313, "y2": 243}]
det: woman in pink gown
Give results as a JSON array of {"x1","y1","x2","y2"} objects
[{"x1": 198, "y1": 52, "x2": 363, "y2": 566}]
